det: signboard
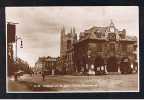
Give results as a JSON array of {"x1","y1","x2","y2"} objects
[{"x1": 7, "y1": 24, "x2": 16, "y2": 43}]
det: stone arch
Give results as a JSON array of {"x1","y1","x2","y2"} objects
[
  {"x1": 94, "y1": 55, "x2": 105, "y2": 68},
  {"x1": 94, "y1": 56, "x2": 105, "y2": 74},
  {"x1": 107, "y1": 56, "x2": 118, "y2": 72}
]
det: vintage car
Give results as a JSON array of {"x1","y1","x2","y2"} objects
[
  {"x1": 15, "y1": 70, "x2": 24, "y2": 76},
  {"x1": 119, "y1": 57, "x2": 133, "y2": 74}
]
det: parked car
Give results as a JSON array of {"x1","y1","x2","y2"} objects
[
  {"x1": 119, "y1": 57, "x2": 132, "y2": 74},
  {"x1": 15, "y1": 70, "x2": 24, "y2": 76}
]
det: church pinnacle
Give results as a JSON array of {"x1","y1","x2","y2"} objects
[{"x1": 110, "y1": 19, "x2": 115, "y2": 27}]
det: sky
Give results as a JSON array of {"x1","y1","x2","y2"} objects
[{"x1": 6, "y1": 6, "x2": 139, "y2": 67}]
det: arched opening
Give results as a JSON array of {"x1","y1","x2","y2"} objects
[
  {"x1": 107, "y1": 56, "x2": 118, "y2": 72},
  {"x1": 94, "y1": 56, "x2": 105, "y2": 75}
]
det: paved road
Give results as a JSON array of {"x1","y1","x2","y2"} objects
[{"x1": 8, "y1": 73, "x2": 138, "y2": 92}]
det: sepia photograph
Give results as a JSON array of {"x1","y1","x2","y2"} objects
[{"x1": 6, "y1": 6, "x2": 139, "y2": 93}]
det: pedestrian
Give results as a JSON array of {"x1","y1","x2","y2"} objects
[
  {"x1": 14, "y1": 73, "x2": 18, "y2": 81},
  {"x1": 42, "y1": 71, "x2": 45, "y2": 81}
]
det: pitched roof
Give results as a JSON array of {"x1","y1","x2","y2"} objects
[{"x1": 79, "y1": 26, "x2": 108, "y2": 41}]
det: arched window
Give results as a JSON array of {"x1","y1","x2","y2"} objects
[{"x1": 67, "y1": 40, "x2": 71, "y2": 49}]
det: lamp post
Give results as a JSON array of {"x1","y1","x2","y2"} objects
[{"x1": 15, "y1": 35, "x2": 23, "y2": 62}]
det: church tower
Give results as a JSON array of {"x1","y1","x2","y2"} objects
[
  {"x1": 60, "y1": 26, "x2": 78, "y2": 57},
  {"x1": 60, "y1": 26, "x2": 66, "y2": 57},
  {"x1": 72, "y1": 27, "x2": 77, "y2": 43}
]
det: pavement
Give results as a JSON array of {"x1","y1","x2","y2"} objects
[{"x1": 7, "y1": 73, "x2": 139, "y2": 92}]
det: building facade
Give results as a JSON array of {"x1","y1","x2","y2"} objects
[
  {"x1": 60, "y1": 20, "x2": 137, "y2": 75},
  {"x1": 34, "y1": 56, "x2": 57, "y2": 75},
  {"x1": 74, "y1": 21, "x2": 137, "y2": 74}
]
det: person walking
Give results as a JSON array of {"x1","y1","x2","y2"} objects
[
  {"x1": 14, "y1": 73, "x2": 18, "y2": 81},
  {"x1": 42, "y1": 71, "x2": 45, "y2": 81}
]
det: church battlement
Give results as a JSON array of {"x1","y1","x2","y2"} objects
[{"x1": 60, "y1": 27, "x2": 77, "y2": 57}]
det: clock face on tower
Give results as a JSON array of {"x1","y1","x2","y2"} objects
[{"x1": 110, "y1": 27, "x2": 115, "y2": 32}]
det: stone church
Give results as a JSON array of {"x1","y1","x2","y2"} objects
[{"x1": 60, "y1": 27, "x2": 77, "y2": 73}]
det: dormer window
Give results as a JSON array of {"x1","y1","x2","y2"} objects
[
  {"x1": 119, "y1": 33, "x2": 125, "y2": 39},
  {"x1": 95, "y1": 31, "x2": 102, "y2": 38}
]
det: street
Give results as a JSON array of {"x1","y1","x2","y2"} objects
[
  {"x1": 8, "y1": 73, "x2": 138, "y2": 92},
  {"x1": 6, "y1": 6, "x2": 139, "y2": 94}
]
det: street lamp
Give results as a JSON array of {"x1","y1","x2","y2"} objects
[{"x1": 15, "y1": 35, "x2": 23, "y2": 62}]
